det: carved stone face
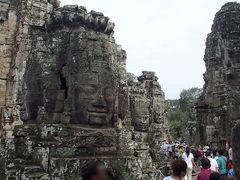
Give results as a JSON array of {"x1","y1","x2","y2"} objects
[
  {"x1": 152, "y1": 94, "x2": 165, "y2": 124},
  {"x1": 70, "y1": 71, "x2": 117, "y2": 127},
  {"x1": 132, "y1": 99, "x2": 150, "y2": 132},
  {"x1": 69, "y1": 34, "x2": 118, "y2": 127},
  {"x1": 23, "y1": 31, "x2": 123, "y2": 127},
  {"x1": 133, "y1": 115, "x2": 149, "y2": 132}
]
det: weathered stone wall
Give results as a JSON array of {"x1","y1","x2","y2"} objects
[
  {"x1": 189, "y1": 2, "x2": 240, "y2": 147},
  {"x1": 0, "y1": 0, "x2": 59, "y2": 137},
  {"x1": 0, "y1": 1, "x2": 170, "y2": 179}
]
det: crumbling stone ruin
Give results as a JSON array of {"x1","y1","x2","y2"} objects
[
  {"x1": 187, "y1": 2, "x2": 240, "y2": 148},
  {"x1": 0, "y1": 0, "x2": 171, "y2": 179}
]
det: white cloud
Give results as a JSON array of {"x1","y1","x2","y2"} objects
[{"x1": 60, "y1": 0, "x2": 240, "y2": 99}]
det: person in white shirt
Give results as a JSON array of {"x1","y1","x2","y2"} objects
[
  {"x1": 206, "y1": 150, "x2": 219, "y2": 172},
  {"x1": 213, "y1": 150, "x2": 219, "y2": 161},
  {"x1": 182, "y1": 147, "x2": 195, "y2": 180},
  {"x1": 229, "y1": 145, "x2": 233, "y2": 164},
  {"x1": 163, "y1": 159, "x2": 187, "y2": 180}
]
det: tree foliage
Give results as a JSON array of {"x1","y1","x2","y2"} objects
[
  {"x1": 168, "y1": 109, "x2": 188, "y2": 138},
  {"x1": 179, "y1": 87, "x2": 202, "y2": 112},
  {"x1": 167, "y1": 87, "x2": 202, "y2": 139},
  {"x1": 127, "y1": 72, "x2": 137, "y2": 84}
]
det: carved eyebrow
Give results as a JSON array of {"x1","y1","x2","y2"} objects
[{"x1": 76, "y1": 84, "x2": 98, "y2": 88}]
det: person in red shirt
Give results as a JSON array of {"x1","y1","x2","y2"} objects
[
  {"x1": 198, "y1": 145, "x2": 203, "y2": 159},
  {"x1": 197, "y1": 158, "x2": 212, "y2": 180}
]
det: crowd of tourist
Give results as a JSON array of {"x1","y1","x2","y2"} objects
[
  {"x1": 162, "y1": 140, "x2": 235, "y2": 180},
  {"x1": 79, "y1": 139, "x2": 234, "y2": 180}
]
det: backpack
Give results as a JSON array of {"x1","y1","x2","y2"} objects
[
  {"x1": 227, "y1": 161, "x2": 233, "y2": 170},
  {"x1": 221, "y1": 156, "x2": 229, "y2": 172},
  {"x1": 195, "y1": 149, "x2": 199, "y2": 158}
]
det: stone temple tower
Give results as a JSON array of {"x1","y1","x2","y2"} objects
[
  {"x1": 188, "y1": 2, "x2": 240, "y2": 148},
  {"x1": 0, "y1": 0, "x2": 171, "y2": 179}
]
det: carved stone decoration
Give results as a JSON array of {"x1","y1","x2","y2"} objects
[
  {"x1": 189, "y1": 2, "x2": 240, "y2": 147},
  {"x1": 0, "y1": 1, "x2": 171, "y2": 179},
  {"x1": 22, "y1": 29, "x2": 120, "y2": 128},
  {"x1": 128, "y1": 71, "x2": 172, "y2": 171},
  {"x1": 130, "y1": 88, "x2": 150, "y2": 132}
]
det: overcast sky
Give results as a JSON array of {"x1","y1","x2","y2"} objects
[{"x1": 61, "y1": 0, "x2": 240, "y2": 99}]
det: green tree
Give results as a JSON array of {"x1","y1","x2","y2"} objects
[
  {"x1": 179, "y1": 87, "x2": 202, "y2": 112},
  {"x1": 167, "y1": 87, "x2": 202, "y2": 139},
  {"x1": 127, "y1": 72, "x2": 137, "y2": 84},
  {"x1": 168, "y1": 109, "x2": 188, "y2": 138}
]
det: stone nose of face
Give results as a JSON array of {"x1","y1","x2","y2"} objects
[
  {"x1": 92, "y1": 90, "x2": 107, "y2": 108},
  {"x1": 140, "y1": 116, "x2": 148, "y2": 124}
]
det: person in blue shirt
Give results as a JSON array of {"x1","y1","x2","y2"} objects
[
  {"x1": 208, "y1": 142, "x2": 214, "y2": 152},
  {"x1": 217, "y1": 149, "x2": 228, "y2": 177},
  {"x1": 179, "y1": 137, "x2": 183, "y2": 144}
]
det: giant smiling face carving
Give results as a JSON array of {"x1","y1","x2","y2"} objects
[
  {"x1": 70, "y1": 71, "x2": 117, "y2": 127},
  {"x1": 69, "y1": 34, "x2": 118, "y2": 127},
  {"x1": 131, "y1": 99, "x2": 150, "y2": 132}
]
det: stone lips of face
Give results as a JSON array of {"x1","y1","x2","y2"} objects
[{"x1": 132, "y1": 99, "x2": 150, "y2": 132}]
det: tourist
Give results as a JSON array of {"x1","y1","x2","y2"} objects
[
  {"x1": 169, "y1": 144, "x2": 173, "y2": 158},
  {"x1": 179, "y1": 146, "x2": 184, "y2": 158},
  {"x1": 197, "y1": 158, "x2": 212, "y2": 180},
  {"x1": 212, "y1": 150, "x2": 218, "y2": 161},
  {"x1": 217, "y1": 149, "x2": 228, "y2": 177},
  {"x1": 163, "y1": 159, "x2": 187, "y2": 180},
  {"x1": 209, "y1": 172, "x2": 221, "y2": 180},
  {"x1": 190, "y1": 146, "x2": 197, "y2": 173},
  {"x1": 194, "y1": 146, "x2": 199, "y2": 159},
  {"x1": 208, "y1": 142, "x2": 215, "y2": 152},
  {"x1": 202, "y1": 149, "x2": 207, "y2": 158},
  {"x1": 190, "y1": 146, "x2": 196, "y2": 158},
  {"x1": 227, "y1": 166, "x2": 234, "y2": 178},
  {"x1": 82, "y1": 161, "x2": 108, "y2": 180},
  {"x1": 228, "y1": 145, "x2": 233, "y2": 164},
  {"x1": 179, "y1": 137, "x2": 184, "y2": 144},
  {"x1": 227, "y1": 160, "x2": 233, "y2": 171},
  {"x1": 182, "y1": 147, "x2": 195, "y2": 180},
  {"x1": 175, "y1": 145, "x2": 180, "y2": 159},
  {"x1": 206, "y1": 150, "x2": 219, "y2": 172},
  {"x1": 173, "y1": 144, "x2": 177, "y2": 160},
  {"x1": 198, "y1": 145, "x2": 203, "y2": 159},
  {"x1": 213, "y1": 150, "x2": 219, "y2": 161}
]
